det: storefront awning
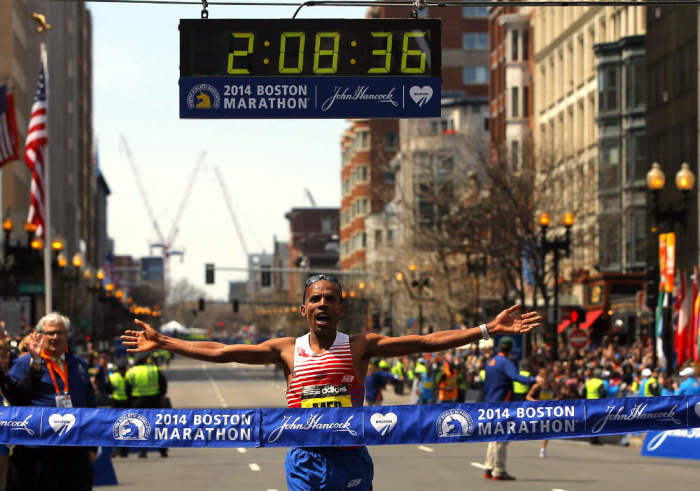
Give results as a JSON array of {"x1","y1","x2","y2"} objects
[
  {"x1": 581, "y1": 309, "x2": 604, "y2": 330},
  {"x1": 557, "y1": 318, "x2": 571, "y2": 334}
]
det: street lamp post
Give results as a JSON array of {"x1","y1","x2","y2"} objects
[
  {"x1": 646, "y1": 161, "x2": 696, "y2": 375},
  {"x1": 466, "y1": 252, "x2": 487, "y2": 324},
  {"x1": 539, "y1": 212, "x2": 575, "y2": 361}
]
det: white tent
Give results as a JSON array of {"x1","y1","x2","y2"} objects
[{"x1": 159, "y1": 320, "x2": 190, "y2": 335}]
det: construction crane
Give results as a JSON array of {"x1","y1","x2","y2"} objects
[
  {"x1": 303, "y1": 188, "x2": 317, "y2": 207},
  {"x1": 214, "y1": 166, "x2": 249, "y2": 258},
  {"x1": 119, "y1": 135, "x2": 205, "y2": 295}
]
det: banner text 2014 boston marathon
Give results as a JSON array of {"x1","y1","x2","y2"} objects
[{"x1": 0, "y1": 396, "x2": 698, "y2": 448}]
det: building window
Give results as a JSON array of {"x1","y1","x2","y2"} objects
[
  {"x1": 522, "y1": 86, "x2": 529, "y2": 117},
  {"x1": 522, "y1": 29, "x2": 529, "y2": 61},
  {"x1": 599, "y1": 139, "x2": 620, "y2": 191},
  {"x1": 441, "y1": 118, "x2": 455, "y2": 133},
  {"x1": 598, "y1": 66, "x2": 619, "y2": 112},
  {"x1": 387, "y1": 230, "x2": 394, "y2": 244},
  {"x1": 463, "y1": 66, "x2": 489, "y2": 83},
  {"x1": 361, "y1": 232, "x2": 367, "y2": 248},
  {"x1": 512, "y1": 30, "x2": 519, "y2": 61},
  {"x1": 462, "y1": 5, "x2": 488, "y2": 17},
  {"x1": 383, "y1": 132, "x2": 397, "y2": 150},
  {"x1": 511, "y1": 140, "x2": 520, "y2": 171},
  {"x1": 625, "y1": 57, "x2": 646, "y2": 109},
  {"x1": 355, "y1": 130, "x2": 370, "y2": 150},
  {"x1": 511, "y1": 87, "x2": 519, "y2": 118},
  {"x1": 358, "y1": 165, "x2": 369, "y2": 182},
  {"x1": 374, "y1": 230, "x2": 382, "y2": 248},
  {"x1": 463, "y1": 33, "x2": 489, "y2": 51}
]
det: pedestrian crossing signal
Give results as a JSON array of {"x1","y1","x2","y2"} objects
[
  {"x1": 205, "y1": 263, "x2": 215, "y2": 284},
  {"x1": 232, "y1": 299, "x2": 239, "y2": 313}
]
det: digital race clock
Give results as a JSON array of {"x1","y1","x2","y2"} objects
[{"x1": 179, "y1": 19, "x2": 442, "y2": 119}]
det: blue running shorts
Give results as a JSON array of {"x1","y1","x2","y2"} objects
[{"x1": 285, "y1": 446, "x2": 373, "y2": 491}]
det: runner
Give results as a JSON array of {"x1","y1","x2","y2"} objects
[
  {"x1": 526, "y1": 368, "x2": 555, "y2": 457},
  {"x1": 121, "y1": 274, "x2": 542, "y2": 491}
]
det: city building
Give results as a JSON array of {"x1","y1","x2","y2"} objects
[
  {"x1": 285, "y1": 207, "x2": 339, "y2": 302},
  {"x1": 0, "y1": 0, "x2": 96, "y2": 267},
  {"x1": 488, "y1": 3, "x2": 534, "y2": 168},
  {"x1": 533, "y1": 4, "x2": 647, "y2": 342},
  {"x1": 646, "y1": 5, "x2": 698, "y2": 270},
  {"x1": 339, "y1": 4, "x2": 491, "y2": 273}
]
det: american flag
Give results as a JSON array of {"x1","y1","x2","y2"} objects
[
  {"x1": 0, "y1": 83, "x2": 19, "y2": 167},
  {"x1": 24, "y1": 50, "x2": 48, "y2": 238}
]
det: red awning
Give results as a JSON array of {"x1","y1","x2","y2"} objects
[
  {"x1": 557, "y1": 319, "x2": 571, "y2": 334},
  {"x1": 580, "y1": 309, "x2": 604, "y2": 330}
]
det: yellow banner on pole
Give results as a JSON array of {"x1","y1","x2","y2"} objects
[{"x1": 665, "y1": 232, "x2": 676, "y2": 293}]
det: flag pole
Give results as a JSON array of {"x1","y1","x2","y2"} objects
[
  {"x1": 41, "y1": 41, "x2": 51, "y2": 314},
  {"x1": 32, "y1": 14, "x2": 52, "y2": 314}
]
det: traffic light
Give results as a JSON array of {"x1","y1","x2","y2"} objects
[
  {"x1": 646, "y1": 264, "x2": 659, "y2": 310},
  {"x1": 205, "y1": 263, "x2": 215, "y2": 284},
  {"x1": 232, "y1": 299, "x2": 239, "y2": 313},
  {"x1": 198, "y1": 298, "x2": 205, "y2": 311},
  {"x1": 570, "y1": 307, "x2": 586, "y2": 327}
]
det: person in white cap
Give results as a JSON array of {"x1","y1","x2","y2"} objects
[
  {"x1": 638, "y1": 367, "x2": 652, "y2": 396},
  {"x1": 674, "y1": 366, "x2": 700, "y2": 395}
]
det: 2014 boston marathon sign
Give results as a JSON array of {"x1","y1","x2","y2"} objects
[
  {"x1": 179, "y1": 18, "x2": 442, "y2": 119},
  {"x1": 0, "y1": 397, "x2": 699, "y2": 453}
]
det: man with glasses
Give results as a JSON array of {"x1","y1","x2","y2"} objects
[
  {"x1": 9, "y1": 312, "x2": 96, "y2": 491},
  {"x1": 122, "y1": 274, "x2": 542, "y2": 491}
]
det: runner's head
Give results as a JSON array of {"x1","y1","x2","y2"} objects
[{"x1": 300, "y1": 275, "x2": 345, "y2": 336}]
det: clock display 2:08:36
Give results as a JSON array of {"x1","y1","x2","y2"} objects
[{"x1": 227, "y1": 30, "x2": 432, "y2": 76}]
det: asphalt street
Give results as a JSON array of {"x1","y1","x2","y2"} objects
[{"x1": 101, "y1": 357, "x2": 698, "y2": 491}]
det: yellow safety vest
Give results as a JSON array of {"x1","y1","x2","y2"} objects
[
  {"x1": 126, "y1": 365, "x2": 160, "y2": 397},
  {"x1": 109, "y1": 372, "x2": 128, "y2": 401},
  {"x1": 644, "y1": 377, "x2": 659, "y2": 397},
  {"x1": 513, "y1": 370, "x2": 531, "y2": 394},
  {"x1": 585, "y1": 378, "x2": 604, "y2": 399}
]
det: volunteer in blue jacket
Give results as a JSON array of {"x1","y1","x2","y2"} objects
[
  {"x1": 8, "y1": 312, "x2": 96, "y2": 491},
  {"x1": 674, "y1": 366, "x2": 700, "y2": 395},
  {"x1": 482, "y1": 336, "x2": 537, "y2": 481}
]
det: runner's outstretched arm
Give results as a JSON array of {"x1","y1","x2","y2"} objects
[
  {"x1": 364, "y1": 305, "x2": 542, "y2": 358},
  {"x1": 121, "y1": 319, "x2": 288, "y2": 365}
]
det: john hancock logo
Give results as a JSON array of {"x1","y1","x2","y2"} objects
[
  {"x1": 436, "y1": 408, "x2": 474, "y2": 438},
  {"x1": 186, "y1": 83, "x2": 221, "y2": 110},
  {"x1": 590, "y1": 403, "x2": 681, "y2": 434},
  {"x1": 113, "y1": 412, "x2": 151, "y2": 441}
]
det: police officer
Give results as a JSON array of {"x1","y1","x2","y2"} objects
[
  {"x1": 482, "y1": 337, "x2": 536, "y2": 481},
  {"x1": 585, "y1": 368, "x2": 607, "y2": 445},
  {"x1": 511, "y1": 359, "x2": 531, "y2": 401},
  {"x1": 125, "y1": 352, "x2": 168, "y2": 458},
  {"x1": 106, "y1": 359, "x2": 130, "y2": 457}
]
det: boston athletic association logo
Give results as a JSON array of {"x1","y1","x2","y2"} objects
[
  {"x1": 186, "y1": 83, "x2": 221, "y2": 110},
  {"x1": 113, "y1": 412, "x2": 151, "y2": 441},
  {"x1": 436, "y1": 409, "x2": 474, "y2": 438}
]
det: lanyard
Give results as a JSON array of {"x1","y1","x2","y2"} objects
[{"x1": 41, "y1": 351, "x2": 69, "y2": 395}]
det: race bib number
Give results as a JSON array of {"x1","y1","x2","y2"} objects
[
  {"x1": 300, "y1": 384, "x2": 352, "y2": 408},
  {"x1": 55, "y1": 394, "x2": 73, "y2": 408}
]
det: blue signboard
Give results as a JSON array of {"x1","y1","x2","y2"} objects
[
  {"x1": 641, "y1": 428, "x2": 700, "y2": 461},
  {"x1": 179, "y1": 76, "x2": 441, "y2": 119}
]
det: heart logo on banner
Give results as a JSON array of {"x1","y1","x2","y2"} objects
[
  {"x1": 49, "y1": 413, "x2": 76, "y2": 436},
  {"x1": 370, "y1": 412, "x2": 397, "y2": 436},
  {"x1": 409, "y1": 86, "x2": 433, "y2": 107}
]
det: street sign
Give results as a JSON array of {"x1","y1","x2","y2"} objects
[
  {"x1": 179, "y1": 18, "x2": 441, "y2": 119},
  {"x1": 569, "y1": 328, "x2": 588, "y2": 350}
]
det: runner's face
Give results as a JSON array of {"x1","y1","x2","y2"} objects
[{"x1": 300, "y1": 280, "x2": 344, "y2": 336}]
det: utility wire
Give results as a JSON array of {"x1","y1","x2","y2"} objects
[{"x1": 47, "y1": 0, "x2": 700, "y2": 7}]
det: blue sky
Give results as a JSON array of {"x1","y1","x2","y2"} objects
[{"x1": 91, "y1": 2, "x2": 367, "y2": 300}]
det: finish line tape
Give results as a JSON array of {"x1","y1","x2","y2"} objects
[{"x1": 0, "y1": 396, "x2": 698, "y2": 448}]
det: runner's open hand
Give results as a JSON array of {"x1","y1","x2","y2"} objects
[
  {"x1": 121, "y1": 319, "x2": 160, "y2": 353},
  {"x1": 491, "y1": 305, "x2": 542, "y2": 335}
]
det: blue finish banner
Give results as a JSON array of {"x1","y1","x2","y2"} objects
[
  {"x1": 641, "y1": 429, "x2": 700, "y2": 461},
  {"x1": 0, "y1": 397, "x2": 697, "y2": 448},
  {"x1": 179, "y1": 76, "x2": 441, "y2": 119}
]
